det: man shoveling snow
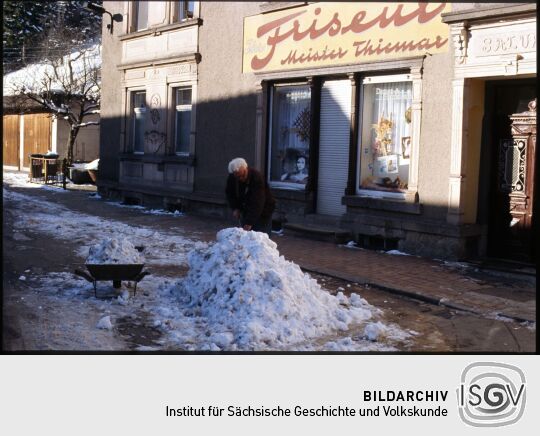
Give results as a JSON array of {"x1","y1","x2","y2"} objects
[{"x1": 225, "y1": 158, "x2": 276, "y2": 238}]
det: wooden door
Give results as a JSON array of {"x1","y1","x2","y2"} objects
[
  {"x1": 485, "y1": 81, "x2": 536, "y2": 262},
  {"x1": 500, "y1": 99, "x2": 537, "y2": 261},
  {"x1": 23, "y1": 113, "x2": 51, "y2": 167},
  {"x1": 2, "y1": 115, "x2": 20, "y2": 168}
]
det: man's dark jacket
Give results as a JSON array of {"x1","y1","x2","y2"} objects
[{"x1": 225, "y1": 168, "x2": 276, "y2": 226}]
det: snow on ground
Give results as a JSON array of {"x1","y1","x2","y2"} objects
[
  {"x1": 4, "y1": 172, "x2": 185, "y2": 216},
  {"x1": 87, "y1": 237, "x2": 144, "y2": 264},
  {"x1": 4, "y1": 173, "x2": 414, "y2": 351},
  {"x1": 522, "y1": 322, "x2": 536, "y2": 332},
  {"x1": 385, "y1": 250, "x2": 410, "y2": 256},
  {"x1": 2, "y1": 171, "x2": 94, "y2": 192},
  {"x1": 144, "y1": 229, "x2": 412, "y2": 351},
  {"x1": 159, "y1": 228, "x2": 401, "y2": 350},
  {"x1": 26, "y1": 258, "x2": 409, "y2": 351},
  {"x1": 3, "y1": 187, "x2": 197, "y2": 266},
  {"x1": 103, "y1": 200, "x2": 185, "y2": 216}
]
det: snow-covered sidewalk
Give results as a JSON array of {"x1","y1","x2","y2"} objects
[{"x1": 3, "y1": 172, "x2": 415, "y2": 351}]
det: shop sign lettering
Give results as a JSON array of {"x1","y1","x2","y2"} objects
[
  {"x1": 243, "y1": 2, "x2": 451, "y2": 73},
  {"x1": 478, "y1": 32, "x2": 536, "y2": 56}
]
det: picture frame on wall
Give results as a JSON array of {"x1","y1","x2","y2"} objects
[
  {"x1": 375, "y1": 155, "x2": 399, "y2": 176},
  {"x1": 387, "y1": 155, "x2": 398, "y2": 173}
]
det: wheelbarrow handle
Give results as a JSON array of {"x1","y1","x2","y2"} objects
[
  {"x1": 134, "y1": 270, "x2": 151, "y2": 282},
  {"x1": 74, "y1": 268, "x2": 94, "y2": 283}
]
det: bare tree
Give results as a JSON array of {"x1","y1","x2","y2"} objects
[{"x1": 6, "y1": 43, "x2": 101, "y2": 165}]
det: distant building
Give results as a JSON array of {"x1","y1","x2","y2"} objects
[
  {"x1": 98, "y1": 2, "x2": 537, "y2": 262},
  {"x1": 2, "y1": 45, "x2": 101, "y2": 169}
]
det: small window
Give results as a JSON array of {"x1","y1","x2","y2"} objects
[
  {"x1": 268, "y1": 85, "x2": 311, "y2": 188},
  {"x1": 134, "y1": 1, "x2": 149, "y2": 31},
  {"x1": 175, "y1": 1, "x2": 194, "y2": 21},
  {"x1": 358, "y1": 79, "x2": 412, "y2": 193},
  {"x1": 174, "y1": 87, "x2": 192, "y2": 154},
  {"x1": 131, "y1": 91, "x2": 146, "y2": 153}
]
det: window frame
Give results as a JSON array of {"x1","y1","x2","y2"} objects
[
  {"x1": 173, "y1": 87, "x2": 193, "y2": 156},
  {"x1": 132, "y1": 1, "x2": 149, "y2": 32},
  {"x1": 129, "y1": 89, "x2": 147, "y2": 155},
  {"x1": 267, "y1": 82, "x2": 312, "y2": 191},
  {"x1": 356, "y1": 73, "x2": 414, "y2": 200},
  {"x1": 172, "y1": 1, "x2": 195, "y2": 23},
  {"x1": 167, "y1": 82, "x2": 196, "y2": 157}
]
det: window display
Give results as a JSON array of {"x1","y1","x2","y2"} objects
[
  {"x1": 269, "y1": 85, "x2": 311, "y2": 187},
  {"x1": 359, "y1": 80, "x2": 412, "y2": 193}
]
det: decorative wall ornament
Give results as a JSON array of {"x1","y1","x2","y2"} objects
[
  {"x1": 451, "y1": 23, "x2": 469, "y2": 64},
  {"x1": 510, "y1": 98, "x2": 537, "y2": 136},
  {"x1": 150, "y1": 93, "x2": 161, "y2": 125},
  {"x1": 144, "y1": 130, "x2": 167, "y2": 154},
  {"x1": 150, "y1": 68, "x2": 161, "y2": 80},
  {"x1": 151, "y1": 109, "x2": 160, "y2": 125}
]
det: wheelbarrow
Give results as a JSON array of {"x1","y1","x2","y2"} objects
[{"x1": 74, "y1": 264, "x2": 150, "y2": 297}]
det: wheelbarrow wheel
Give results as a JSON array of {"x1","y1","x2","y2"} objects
[{"x1": 113, "y1": 280, "x2": 122, "y2": 289}]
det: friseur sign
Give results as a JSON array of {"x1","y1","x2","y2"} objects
[{"x1": 243, "y1": 2, "x2": 451, "y2": 73}]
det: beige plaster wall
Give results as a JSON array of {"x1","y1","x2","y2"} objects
[
  {"x1": 57, "y1": 114, "x2": 100, "y2": 162},
  {"x1": 451, "y1": 3, "x2": 521, "y2": 12},
  {"x1": 463, "y1": 79, "x2": 485, "y2": 223},
  {"x1": 196, "y1": 2, "x2": 262, "y2": 195},
  {"x1": 99, "y1": 1, "x2": 126, "y2": 182},
  {"x1": 417, "y1": 50, "x2": 454, "y2": 219}
]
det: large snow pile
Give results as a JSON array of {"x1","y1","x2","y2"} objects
[
  {"x1": 86, "y1": 237, "x2": 143, "y2": 264},
  {"x1": 172, "y1": 228, "x2": 378, "y2": 349}
]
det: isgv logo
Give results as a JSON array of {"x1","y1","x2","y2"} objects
[{"x1": 457, "y1": 362, "x2": 526, "y2": 427}]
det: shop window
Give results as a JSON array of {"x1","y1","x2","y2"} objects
[
  {"x1": 134, "y1": 1, "x2": 149, "y2": 31},
  {"x1": 174, "y1": 87, "x2": 192, "y2": 154},
  {"x1": 358, "y1": 78, "x2": 412, "y2": 194},
  {"x1": 130, "y1": 91, "x2": 146, "y2": 153},
  {"x1": 268, "y1": 84, "x2": 311, "y2": 189},
  {"x1": 173, "y1": 1, "x2": 195, "y2": 22}
]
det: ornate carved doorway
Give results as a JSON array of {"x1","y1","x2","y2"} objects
[{"x1": 480, "y1": 80, "x2": 536, "y2": 263}]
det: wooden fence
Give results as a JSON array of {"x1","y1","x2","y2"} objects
[{"x1": 2, "y1": 113, "x2": 51, "y2": 169}]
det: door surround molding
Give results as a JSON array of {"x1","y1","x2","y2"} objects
[{"x1": 445, "y1": 11, "x2": 537, "y2": 225}]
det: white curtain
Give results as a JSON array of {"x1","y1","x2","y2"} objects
[{"x1": 277, "y1": 88, "x2": 310, "y2": 151}]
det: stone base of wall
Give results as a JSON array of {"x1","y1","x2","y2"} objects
[
  {"x1": 341, "y1": 209, "x2": 486, "y2": 261},
  {"x1": 96, "y1": 182, "x2": 487, "y2": 261},
  {"x1": 97, "y1": 183, "x2": 228, "y2": 219},
  {"x1": 271, "y1": 188, "x2": 315, "y2": 224}
]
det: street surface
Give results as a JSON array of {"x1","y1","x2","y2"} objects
[{"x1": 2, "y1": 171, "x2": 536, "y2": 351}]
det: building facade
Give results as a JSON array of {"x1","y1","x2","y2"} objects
[
  {"x1": 3, "y1": 44, "x2": 102, "y2": 170},
  {"x1": 98, "y1": 2, "x2": 536, "y2": 262}
]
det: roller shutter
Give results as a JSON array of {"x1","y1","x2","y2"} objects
[{"x1": 317, "y1": 79, "x2": 351, "y2": 215}]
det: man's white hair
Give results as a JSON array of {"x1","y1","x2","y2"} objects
[{"x1": 228, "y1": 157, "x2": 248, "y2": 174}]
